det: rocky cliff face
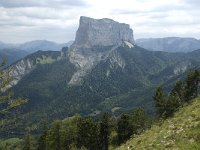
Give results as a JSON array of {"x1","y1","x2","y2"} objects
[
  {"x1": 4, "y1": 51, "x2": 62, "y2": 90},
  {"x1": 6, "y1": 59, "x2": 35, "y2": 90},
  {"x1": 69, "y1": 16, "x2": 134, "y2": 85},
  {"x1": 72, "y1": 16, "x2": 134, "y2": 48}
]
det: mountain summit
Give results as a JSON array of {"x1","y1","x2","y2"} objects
[
  {"x1": 71, "y1": 16, "x2": 134, "y2": 48},
  {"x1": 68, "y1": 16, "x2": 135, "y2": 85}
]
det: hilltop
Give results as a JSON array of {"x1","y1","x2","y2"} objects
[{"x1": 117, "y1": 97, "x2": 200, "y2": 150}]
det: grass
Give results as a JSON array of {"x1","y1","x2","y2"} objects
[
  {"x1": 117, "y1": 97, "x2": 200, "y2": 150},
  {"x1": 36, "y1": 55, "x2": 58, "y2": 64}
]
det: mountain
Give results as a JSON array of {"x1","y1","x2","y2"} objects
[
  {"x1": 136, "y1": 37, "x2": 200, "y2": 52},
  {"x1": 0, "y1": 49, "x2": 29, "y2": 66},
  {"x1": 3, "y1": 16, "x2": 200, "y2": 137},
  {"x1": 0, "y1": 41, "x2": 18, "y2": 49},
  {"x1": 18, "y1": 40, "x2": 72, "y2": 53},
  {"x1": 0, "y1": 40, "x2": 73, "y2": 66},
  {"x1": 0, "y1": 40, "x2": 73, "y2": 53},
  {"x1": 117, "y1": 97, "x2": 200, "y2": 150}
]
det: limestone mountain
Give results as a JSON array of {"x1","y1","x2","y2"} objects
[
  {"x1": 136, "y1": 37, "x2": 200, "y2": 52},
  {"x1": 69, "y1": 16, "x2": 134, "y2": 85},
  {"x1": 2, "y1": 17, "x2": 200, "y2": 137}
]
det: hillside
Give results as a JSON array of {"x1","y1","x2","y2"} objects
[{"x1": 117, "y1": 98, "x2": 200, "y2": 150}]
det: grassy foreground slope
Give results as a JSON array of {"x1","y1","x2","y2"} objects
[{"x1": 117, "y1": 97, "x2": 200, "y2": 150}]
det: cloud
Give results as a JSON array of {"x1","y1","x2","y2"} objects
[
  {"x1": 0, "y1": 0, "x2": 88, "y2": 8},
  {"x1": 0, "y1": 0, "x2": 199, "y2": 43}
]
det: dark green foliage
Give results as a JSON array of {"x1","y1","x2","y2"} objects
[
  {"x1": 22, "y1": 134, "x2": 33, "y2": 150},
  {"x1": 185, "y1": 70, "x2": 200, "y2": 102},
  {"x1": 37, "y1": 122, "x2": 48, "y2": 150},
  {"x1": 129, "y1": 108, "x2": 151, "y2": 135},
  {"x1": 77, "y1": 118, "x2": 99, "y2": 150},
  {"x1": 99, "y1": 113, "x2": 111, "y2": 150},
  {"x1": 154, "y1": 86, "x2": 181, "y2": 118},
  {"x1": 117, "y1": 108, "x2": 151, "y2": 145},
  {"x1": 47, "y1": 121, "x2": 61, "y2": 150},
  {"x1": 18, "y1": 110, "x2": 151, "y2": 150},
  {"x1": 59, "y1": 115, "x2": 80, "y2": 150},
  {"x1": 117, "y1": 114, "x2": 133, "y2": 145},
  {"x1": 153, "y1": 86, "x2": 166, "y2": 117},
  {"x1": 154, "y1": 70, "x2": 200, "y2": 118},
  {"x1": 170, "y1": 80, "x2": 185, "y2": 102}
]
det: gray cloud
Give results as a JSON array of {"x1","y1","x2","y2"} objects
[
  {"x1": 0, "y1": 0, "x2": 88, "y2": 8},
  {"x1": 0, "y1": 0, "x2": 199, "y2": 43}
]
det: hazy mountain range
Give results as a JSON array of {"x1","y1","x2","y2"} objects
[
  {"x1": 0, "y1": 40, "x2": 73, "y2": 65},
  {"x1": 136, "y1": 37, "x2": 200, "y2": 52}
]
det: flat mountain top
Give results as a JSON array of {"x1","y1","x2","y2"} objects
[
  {"x1": 117, "y1": 97, "x2": 200, "y2": 150},
  {"x1": 72, "y1": 16, "x2": 134, "y2": 48}
]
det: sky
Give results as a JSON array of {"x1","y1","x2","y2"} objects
[{"x1": 0, "y1": 0, "x2": 200, "y2": 43}]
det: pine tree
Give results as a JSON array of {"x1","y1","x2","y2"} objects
[
  {"x1": 185, "y1": 70, "x2": 200, "y2": 101},
  {"x1": 117, "y1": 114, "x2": 132, "y2": 145},
  {"x1": 37, "y1": 122, "x2": 48, "y2": 150},
  {"x1": 23, "y1": 134, "x2": 32, "y2": 150},
  {"x1": 170, "y1": 80, "x2": 185, "y2": 103},
  {"x1": 77, "y1": 118, "x2": 99, "y2": 150},
  {"x1": 48, "y1": 120, "x2": 61, "y2": 150},
  {"x1": 129, "y1": 108, "x2": 150, "y2": 135},
  {"x1": 99, "y1": 113, "x2": 110, "y2": 150},
  {"x1": 153, "y1": 86, "x2": 166, "y2": 117}
]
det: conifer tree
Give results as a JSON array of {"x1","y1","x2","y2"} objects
[
  {"x1": 23, "y1": 134, "x2": 32, "y2": 150},
  {"x1": 185, "y1": 70, "x2": 200, "y2": 101},
  {"x1": 129, "y1": 108, "x2": 150, "y2": 134},
  {"x1": 117, "y1": 114, "x2": 132, "y2": 145},
  {"x1": 99, "y1": 113, "x2": 110, "y2": 150},
  {"x1": 77, "y1": 118, "x2": 99, "y2": 150},
  {"x1": 37, "y1": 122, "x2": 48, "y2": 150},
  {"x1": 170, "y1": 80, "x2": 185, "y2": 102},
  {"x1": 153, "y1": 86, "x2": 166, "y2": 117},
  {"x1": 48, "y1": 121, "x2": 61, "y2": 150}
]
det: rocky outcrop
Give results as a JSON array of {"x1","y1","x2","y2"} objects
[
  {"x1": 3, "y1": 51, "x2": 62, "y2": 90},
  {"x1": 71, "y1": 16, "x2": 134, "y2": 48},
  {"x1": 68, "y1": 16, "x2": 134, "y2": 85},
  {"x1": 6, "y1": 59, "x2": 35, "y2": 90}
]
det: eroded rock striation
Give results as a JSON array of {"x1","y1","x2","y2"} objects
[
  {"x1": 71, "y1": 16, "x2": 134, "y2": 48},
  {"x1": 69, "y1": 16, "x2": 134, "y2": 85}
]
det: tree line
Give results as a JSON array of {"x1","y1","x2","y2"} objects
[
  {"x1": 154, "y1": 69, "x2": 200, "y2": 118},
  {"x1": 20, "y1": 108, "x2": 151, "y2": 150}
]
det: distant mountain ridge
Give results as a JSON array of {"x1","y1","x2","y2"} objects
[
  {"x1": 0, "y1": 40, "x2": 73, "y2": 65},
  {"x1": 136, "y1": 37, "x2": 200, "y2": 52},
  {"x1": 0, "y1": 40, "x2": 73, "y2": 52}
]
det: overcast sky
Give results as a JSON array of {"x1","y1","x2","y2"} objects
[{"x1": 0, "y1": 0, "x2": 199, "y2": 43}]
